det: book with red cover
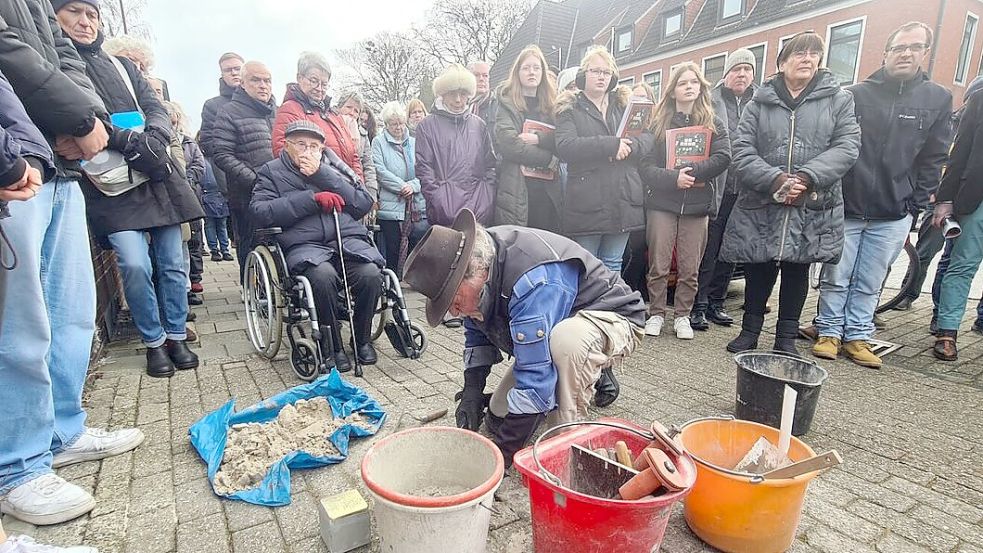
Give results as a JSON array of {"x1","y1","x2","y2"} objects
[
  {"x1": 666, "y1": 126, "x2": 712, "y2": 187},
  {"x1": 520, "y1": 119, "x2": 556, "y2": 180},
  {"x1": 615, "y1": 96, "x2": 655, "y2": 138}
]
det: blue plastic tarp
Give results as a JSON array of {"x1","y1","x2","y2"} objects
[{"x1": 189, "y1": 369, "x2": 386, "y2": 506}]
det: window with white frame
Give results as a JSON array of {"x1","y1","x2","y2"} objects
[
  {"x1": 747, "y1": 43, "x2": 766, "y2": 85},
  {"x1": 827, "y1": 19, "x2": 864, "y2": 85},
  {"x1": 703, "y1": 54, "x2": 727, "y2": 83},
  {"x1": 618, "y1": 76, "x2": 636, "y2": 86},
  {"x1": 955, "y1": 13, "x2": 979, "y2": 84},
  {"x1": 720, "y1": 0, "x2": 744, "y2": 21},
  {"x1": 664, "y1": 11, "x2": 683, "y2": 39},
  {"x1": 617, "y1": 28, "x2": 633, "y2": 53},
  {"x1": 644, "y1": 70, "x2": 662, "y2": 100}
]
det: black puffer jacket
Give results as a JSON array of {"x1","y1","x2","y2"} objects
[
  {"x1": 554, "y1": 86, "x2": 652, "y2": 236},
  {"x1": 212, "y1": 87, "x2": 276, "y2": 210},
  {"x1": 73, "y1": 33, "x2": 203, "y2": 238},
  {"x1": 711, "y1": 82, "x2": 755, "y2": 194},
  {"x1": 0, "y1": 0, "x2": 107, "y2": 176},
  {"x1": 721, "y1": 70, "x2": 861, "y2": 265},
  {"x1": 639, "y1": 113, "x2": 730, "y2": 217},
  {"x1": 199, "y1": 79, "x2": 236, "y2": 157},
  {"x1": 937, "y1": 89, "x2": 983, "y2": 217},
  {"x1": 843, "y1": 68, "x2": 952, "y2": 221},
  {"x1": 492, "y1": 89, "x2": 558, "y2": 226},
  {"x1": 249, "y1": 148, "x2": 382, "y2": 273}
]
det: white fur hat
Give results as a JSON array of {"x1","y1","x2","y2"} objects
[{"x1": 433, "y1": 64, "x2": 477, "y2": 97}]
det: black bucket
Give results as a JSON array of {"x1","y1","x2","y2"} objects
[{"x1": 734, "y1": 351, "x2": 829, "y2": 436}]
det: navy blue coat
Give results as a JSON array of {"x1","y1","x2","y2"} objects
[
  {"x1": 249, "y1": 148, "x2": 383, "y2": 273},
  {"x1": 0, "y1": 69, "x2": 55, "y2": 219}
]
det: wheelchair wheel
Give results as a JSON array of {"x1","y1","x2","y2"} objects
[
  {"x1": 244, "y1": 247, "x2": 283, "y2": 359},
  {"x1": 370, "y1": 293, "x2": 390, "y2": 342},
  {"x1": 290, "y1": 338, "x2": 320, "y2": 382}
]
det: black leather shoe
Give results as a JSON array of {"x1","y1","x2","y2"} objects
[
  {"x1": 211, "y1": 251, "x2": 223, "y2": 262},
  {"x1": 353, "y1": 342, "x2": 378, "y2": 365},
  {"x1": 165, "y1": 339, "x2": 199, "y2": 370},
  {"x1": 187, "y1": 292, "x2": 203, "y2": 306},
  {"x1": 442, "y1": 317, "x2": 464, "y2": 328},
  {"x1": 690, "y1": 311, "x2": 710, "y2": 331},
  {"x1": 333, "y1": 348, "x2": 352, "y2": 373},
  {"x1": 593, "y1": 367, "x2": 620, "y2": 407},
  {"x1": 146, "y1": 346, "x2": 175, "y2": 378},
  {"x1": 892, "y1": 296, "x2": 914, "y2": 311},
  {"x1": 222, "y1": 252, "x2": 234, "y2": 261},
  {"x1": 706, "y1": 305, "x2": 734, "y2": 326}
]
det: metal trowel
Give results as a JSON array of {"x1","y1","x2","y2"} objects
[{"x1": 569, "y1": 444, "x2": 638, "y2": 499}]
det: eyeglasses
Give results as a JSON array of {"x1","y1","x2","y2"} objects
[
  {"x1": 385, "y1": 121, "x2": 405, "y2": 128},
  {"x1": 221, "y1": 66, "x2": 242, "y2": 74},
  {"x1": 887, "y1": 43, "x2": 929, "y2": 55},
  {"x1": 791, "y1": 50, "x2": 823, "y2": 60},
  {"x1": 587, "y1": 68, "x2": 614, "y2": 78},
  {"x1": 304, "y1": 75, "x2": 328, "y2": 89},
  {"x1": 286, "y1": 140, "x2": 323, "y2": 153}
]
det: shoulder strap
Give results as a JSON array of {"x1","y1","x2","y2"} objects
[{"x1": 109, "y1": 56, "x2": 143, "y2": 115}]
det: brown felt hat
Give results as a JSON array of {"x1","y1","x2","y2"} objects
[{"x1": 402, "y1": 209, "x2": 478, "y2": 327}]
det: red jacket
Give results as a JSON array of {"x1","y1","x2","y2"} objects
[{"x1": 272, "y1": 84, "x2": 363, "y2": 180}]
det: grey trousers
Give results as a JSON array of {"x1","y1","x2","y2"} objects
[{"x1": 489, "y1": 310, "x2": 642, "y2": 426}]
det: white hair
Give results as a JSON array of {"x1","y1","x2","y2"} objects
[
  {"x1": 103, "y1": 35, "x2": 155, "y2": 72},
  {"x1": 464, "y1": 227, "x2": 496, "y2": 280},
  {"x1": 379, "y1": 102, "x2": 407, "y2": 125},
  {"x1": 297, "y1": 51, "x2": 331, "y2": 79}
]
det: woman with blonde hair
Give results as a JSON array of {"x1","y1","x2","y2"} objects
[
  {"x1": 406, "y1": 98, "x2": 428, "y2": 136},
  {"x1": 493, "y1": 44, "x2": 560, "y2": 230},
  {"x1": 554, "y1": 46, "x2": 651, "y2": 272},
  {"x1": 638, "y1": 62, "x2": 731, "y2": 339}
]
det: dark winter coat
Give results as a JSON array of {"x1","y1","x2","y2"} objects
[
  {"x1": 711, "y1": 81, "x2": 756, "y2": 195},
  {"x1": 554, "y1": 86, "x2": 652, "y2": 236},
  {"x1": 843, "y1": 68, "x2": 952, "y2": 221},
  {"x1": 720, "y1": 70, "x2": 861, "y2": 265},
  {"x1": 249, "y1": 148, "x2": 382, "y2": 274},
  {"x1": 181, "y1": 134, "x2": 205, "y2": 187},
  {"x1": 415, "y1": 105, "x2": 496, "y2": 226},
  {"x1": 200, "y1": 159, "x2": 229, "y2": 219},
  {"x1": 937, "y1": 90, "x2": 983, "y2": 217},
  {"x1": 73, "y1": 34, "x2": 203, "y2": 238},
  {"x1": 212, "y1": 86, "x2": 277, "y2": 210},
  {"x1": 639, "y1": 113, "x2": 730, "y2": 217},
  {"x1": 199, "y1": 78, "x2": 236, "y2": 157},
  {"x1": 0, "y1": 0, "x2": 107, "y2": 177},
  {"x1": 492, "y1": 89, "x2": 559, "y2": 226},
  {"x1": 0, "y1": 69, "x2": 56, "y2": 220}
]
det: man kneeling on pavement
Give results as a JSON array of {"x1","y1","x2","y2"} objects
[{"x1": 403, "y1": 209, "x2": 646, "y2": 465}]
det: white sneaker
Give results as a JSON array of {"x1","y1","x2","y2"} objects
[
  {"x1": 675, "y1": 317, "x2": 695, "y2": 340},
  {"x1": 644, "y1": 315, "x2": 665, "y2": 336},
  {"x1": 52, "y1": 427, "x2": 145, "y2": 469},
  {"x1": 0, "y1": 474, "x2": 95, "y2": 526},
  {"x1": 0, "y1": 535, "x2": 98, "y2": 553}
]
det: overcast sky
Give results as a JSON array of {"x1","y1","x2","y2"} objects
[{"x1": 143, "y1": 0, "x2": 435, "y2": 131}]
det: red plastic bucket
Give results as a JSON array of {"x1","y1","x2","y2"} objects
[{"x1": 513, "y1": 418, "x2": 697, "y2": 553}]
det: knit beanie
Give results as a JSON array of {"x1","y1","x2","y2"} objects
[
  {"x1": 723, "y1": 48, "x2": 756, "y2": 78},
  {"x1": 557, "y1": 67, "x2": 579, "y2": 92},
  {"x1": 51, "y1": 0, "x2": 100, "y2": 13}
]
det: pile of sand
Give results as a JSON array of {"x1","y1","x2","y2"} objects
[{"x1": 214, "y1": 398, "x2": 369, "y2": 495}]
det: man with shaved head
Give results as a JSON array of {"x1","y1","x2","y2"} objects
[{"x1": 212, "y1": 60, "x2": 277, "y2": 279}]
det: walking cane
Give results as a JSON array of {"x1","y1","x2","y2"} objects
[{"x1": 333, "y1": 207, "x2": 363, "y2": 378}]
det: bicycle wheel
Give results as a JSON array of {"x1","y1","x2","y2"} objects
[{"x1": 876, "y1": 239, "x2": 920, "y2": 313}]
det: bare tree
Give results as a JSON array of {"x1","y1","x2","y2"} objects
[
  {"x1": 337, "y1": 31, "x2": 436, "y2": 109},
  {"x1": 412, "y1": 0, "x2": 534, "y2": 67},
  {"x1": 100, "y1": 0, "x2": 152, "y2": 40}
]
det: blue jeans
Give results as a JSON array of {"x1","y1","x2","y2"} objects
[
  {"x1": 0, "y1": 179, "x2": 93, "y2": 494},
  {"x1": 108, "y1": 225, "x2": 189, "y2": 347},
  {"x1": 572, "y1": 232, "x2": 630, "y2": 273},
  {"x1": 937, "y1": 200, "x2": 983, "y2": 331},
  {"x1": 816, "y1": 216, "x2": 912, "y2": 341},
  {"x1": 204, "y1": 216, "x2": 229, "y2": 253}
]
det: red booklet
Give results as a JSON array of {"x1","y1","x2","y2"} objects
[
  {"x1": 520, "y1": 119, "x2": 556, "y2": 180},
  {"x1": 666, "y1": 126, "x2": 713, "y2": 187},
  {"x1": 616, "y1": 96, "x2": 655, "y2": 138}
]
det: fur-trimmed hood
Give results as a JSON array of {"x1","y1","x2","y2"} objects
[{"x1": 554, "y1": 85, "x2": 632, "y2": 117}]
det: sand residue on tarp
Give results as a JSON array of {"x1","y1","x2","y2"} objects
[{"x1": 214, "y1": 398, "x2": 369, "y2": 495}]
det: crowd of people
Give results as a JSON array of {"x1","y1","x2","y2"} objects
[{"x1": 1, "y1": 0, "x2": 982, "y2": 547}]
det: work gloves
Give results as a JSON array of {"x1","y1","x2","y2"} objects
[
  {"x1": 115, "y1": 128, "x2": 173, "y2": 182},
  {"x1": 314, "y1": 191, "x2": 345, "y2": 213},
  {"x1": 455, "y1": 366, "x2": 491, "y2": 431}
]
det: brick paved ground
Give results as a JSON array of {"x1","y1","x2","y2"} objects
[{"x1": 3, "y1": 253, "x2": 981, "y2": 553}]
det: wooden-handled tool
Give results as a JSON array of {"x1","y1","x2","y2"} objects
[
  {"x1": 614, "y1": 441, "x2": 633, "y2": 467},
  {"x1": 763, "y1": 450, "x2": 842, "y2": 479}
]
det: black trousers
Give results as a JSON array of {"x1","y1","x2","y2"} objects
[
  {"x1": 301, "y1": 258, "x2": 382, "y2": 350},
  {"x1": 378, "y1": 219, "x2": 427, "y2": 275},
  {"x1": 188, "y1": 219, "x2": 204, "y2": 284},
  {"x1": 230, "y1": 205, "x2": 253, "y2": 283},
  {"x1": 742, "y1": 261, "x2": 810, "y2": 322},
  {"x1": 695, "y1": 192, "x2": 738, "y2": 311}
]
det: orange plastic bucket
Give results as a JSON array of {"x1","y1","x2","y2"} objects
[{"x1": 676, "y1": 417, "x2": 819, "y2": 553}]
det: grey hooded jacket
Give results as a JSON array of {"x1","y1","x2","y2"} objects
[{"x1": 720, "y1": 69, "x2": 861, "y2": 265}]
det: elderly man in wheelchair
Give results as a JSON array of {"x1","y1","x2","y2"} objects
[{"x1": 249, "y1": 120, "x2": 384, "y2": 373}]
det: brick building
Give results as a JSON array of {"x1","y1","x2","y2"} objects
[{"x1": 491, "y1": 0, "x2": 983, "y2": 107}]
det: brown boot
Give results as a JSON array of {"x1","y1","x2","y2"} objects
[
  {"x1": 933, "y1": 330, "x2": 958, "y2": 361},
  {"x1": 811, "y1": 337, "x2": 841, "y2": 360},
  {"x1": 843, "y1": 340, "x2": 882, "y2": 369}
]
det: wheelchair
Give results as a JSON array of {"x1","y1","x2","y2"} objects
[{"x1": 243, "y1": 227, "x2": 428, "y2": 381}]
